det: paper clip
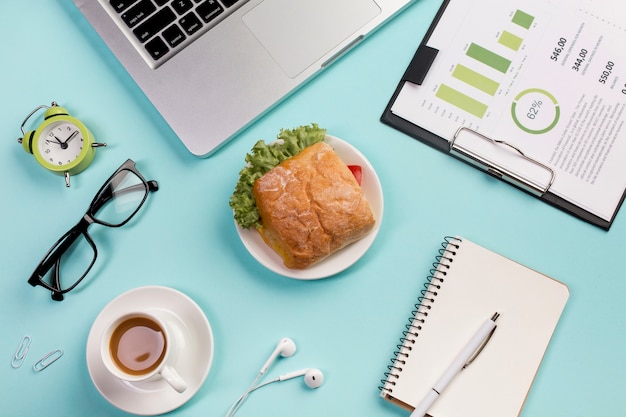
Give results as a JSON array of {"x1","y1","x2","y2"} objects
[
  {"x1": 11, "y1": 335, "x2": 32, "y2": 369},
  {"x1": 32, "y1": 349, "x2": 64, "y2": 372}
]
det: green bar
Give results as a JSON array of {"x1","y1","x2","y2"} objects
[
  {"x1": 466, "y1": 43, "x2": 511, "y2": 73},
  {"x1": 452, "y1": 64, "x2": 499, "y2": 95},
  {"x1": 436, "y1": 84, "x2": 488, "y2": 118},
  {"x1": 499, "y1": 30, "x2": 523, "y2": 51},
  {"x1": 512, "y1": 10, "x2": 534, "y2": 29}
]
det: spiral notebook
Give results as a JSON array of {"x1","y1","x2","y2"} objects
[{"x1": 379, "y1": 236, "x2": 569, "y2": 417}]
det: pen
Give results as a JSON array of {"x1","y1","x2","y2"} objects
[{"x1": 410, "y1": 312, "x2": 500, "y2": 417}]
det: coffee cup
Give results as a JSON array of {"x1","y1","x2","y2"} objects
[{"x1": 100, "y1": 311, "x2": 187, "y2": 393}]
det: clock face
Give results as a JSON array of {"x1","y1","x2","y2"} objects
[{"x1": 38, "y1": 121, "x2": 85, "y2": 167}]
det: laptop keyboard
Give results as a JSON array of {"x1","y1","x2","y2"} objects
[{"x1": 108, "y1": 0, "x2": 249, "y2": 68}]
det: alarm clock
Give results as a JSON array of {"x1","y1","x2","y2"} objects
[{"x1": 18, "y1": 102, "x2": 106, "y2": 187}]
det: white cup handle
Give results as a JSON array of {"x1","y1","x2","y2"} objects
[{"x1": 160, "y1": 365, "x2": 187, "y2": 393}]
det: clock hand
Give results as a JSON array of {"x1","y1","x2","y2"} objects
[
  {"x1": 63, "y1": 130, "x2": 78, "y2": 144},
  {"x1": 46, "y1": 137, "x2": 63, "y2": 145}
]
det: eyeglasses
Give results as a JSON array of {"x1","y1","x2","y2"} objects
[{"x1": 27, "y1": 159, "x2": 159, "y2": 301}]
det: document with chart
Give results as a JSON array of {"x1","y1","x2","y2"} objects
[{"x1": 383, "y1": 0, "x2": 626, "y2": 229}]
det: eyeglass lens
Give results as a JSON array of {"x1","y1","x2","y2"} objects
[
  {"x1": 40, "y1": 229, "x2": 96, "y2": 294},
  {"x1": 92, "y1": 168, "x2": 149, "y2": 226}
]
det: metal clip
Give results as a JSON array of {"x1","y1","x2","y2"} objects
[
  {"x1": 32, "y1": 349, "x2": 64, "y2": 372},
  {"x1": 450, "y1": 127, "x2": 555, "y2": 197},
  {"x1": 463, "y1": 312, "x2": 500, "y2": 368},
  {"x1": 11, "y1": 335, "x2": 32, "y2": 369}
]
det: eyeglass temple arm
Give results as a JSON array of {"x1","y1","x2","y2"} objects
[{"x1": 50, "y1": 265, "x2": 65, "y2": 301}]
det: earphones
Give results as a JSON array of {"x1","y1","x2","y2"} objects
[
  {"x1": 259, "y1": 337, "x2": 296, "y2": 375},
  {"x1": 225, "y1": 338, "x2": 324, "y2": 417}
]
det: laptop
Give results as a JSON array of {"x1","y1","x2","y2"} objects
[{"x1": 73, "y1": 0, "x2": 416, "y2": 156}]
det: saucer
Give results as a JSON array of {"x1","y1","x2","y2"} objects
[
  {"x1": 86, "y1": 286, "x2": 214, "y2": 415},
  {"x1": 235, "y1": 134, "x2": 384, "y2": 279}
]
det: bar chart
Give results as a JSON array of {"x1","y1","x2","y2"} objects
[{"x1": 435, "y1": 9, "x2": 535, "y2": 118}]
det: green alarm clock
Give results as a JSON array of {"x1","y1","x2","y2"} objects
[{"x1": 18, "y1": 102, "x2": 106, "y2": 187}]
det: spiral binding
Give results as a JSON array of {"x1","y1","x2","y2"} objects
[{"x1": 378, "y1": 236, "x2": 462, "y2": 395}]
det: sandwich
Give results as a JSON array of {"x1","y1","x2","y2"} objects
[{"x1": 230, "y1": 124, "x2": 375, "y2": 269}]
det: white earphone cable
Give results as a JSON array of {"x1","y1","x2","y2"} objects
[{"x1": 225, "y1": 375, "x2": 279, "y2": 417}]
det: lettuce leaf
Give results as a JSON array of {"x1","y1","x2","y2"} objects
[{"x1": 230, "y1": 123, "x2": 326, "y2": 229}]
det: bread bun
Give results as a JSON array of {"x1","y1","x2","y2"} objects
[{"x1": 253, "y1": 142, "x2": 375, "y2": 269}]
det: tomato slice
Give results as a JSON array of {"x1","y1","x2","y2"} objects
[{"x1": 347, "y1": 165, "x2": 362, "y2": 185}]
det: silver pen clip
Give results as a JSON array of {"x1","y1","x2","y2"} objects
[
  {"x1": 11, "y1": 335, "x2": 32, "y2": 369},
  {"x1": 463, "y1": 312, "x2": 500, "y2": 368}
]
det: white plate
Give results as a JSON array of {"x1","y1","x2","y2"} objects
[
  {"x1": 235, "y1": 134, "x2": 384, "y2": 279},
  {"x1": 86, "y1": 286, "x2": 214, "y2": 416}
]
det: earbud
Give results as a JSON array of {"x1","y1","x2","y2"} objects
[
  {"x1": 259, "y1": 337, "x2": 296, "y2": 374},
  {"x1": 278, "y1": 368, "x2": 324, "y2": 389}
]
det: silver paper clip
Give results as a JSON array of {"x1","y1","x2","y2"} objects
[
  {"x1": 32, "y1": 349, "x2": 64, "y2": 372},
  {"x1": 11, "y1": 335, "x2": 32, "y2": 369}
]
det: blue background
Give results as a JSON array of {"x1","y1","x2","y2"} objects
[{"x1": 1, "y1": 0, "x2": 624, "y2": 416}]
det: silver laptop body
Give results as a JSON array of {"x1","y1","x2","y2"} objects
[{"x1": 73, "y1": 0, "x2": 415, "y2": 156}]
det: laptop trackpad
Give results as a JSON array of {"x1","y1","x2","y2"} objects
[{"x1": 243, "y1": 0, "x2": 381, "y2": 78}]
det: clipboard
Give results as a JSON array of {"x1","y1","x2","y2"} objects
[{"x1": 381, "y1": 0, "x2": 626, "y2": 230}]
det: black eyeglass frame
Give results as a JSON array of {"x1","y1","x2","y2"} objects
[{"x1": 27, "y1": 159, "x2": 158, "y2": 301}]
